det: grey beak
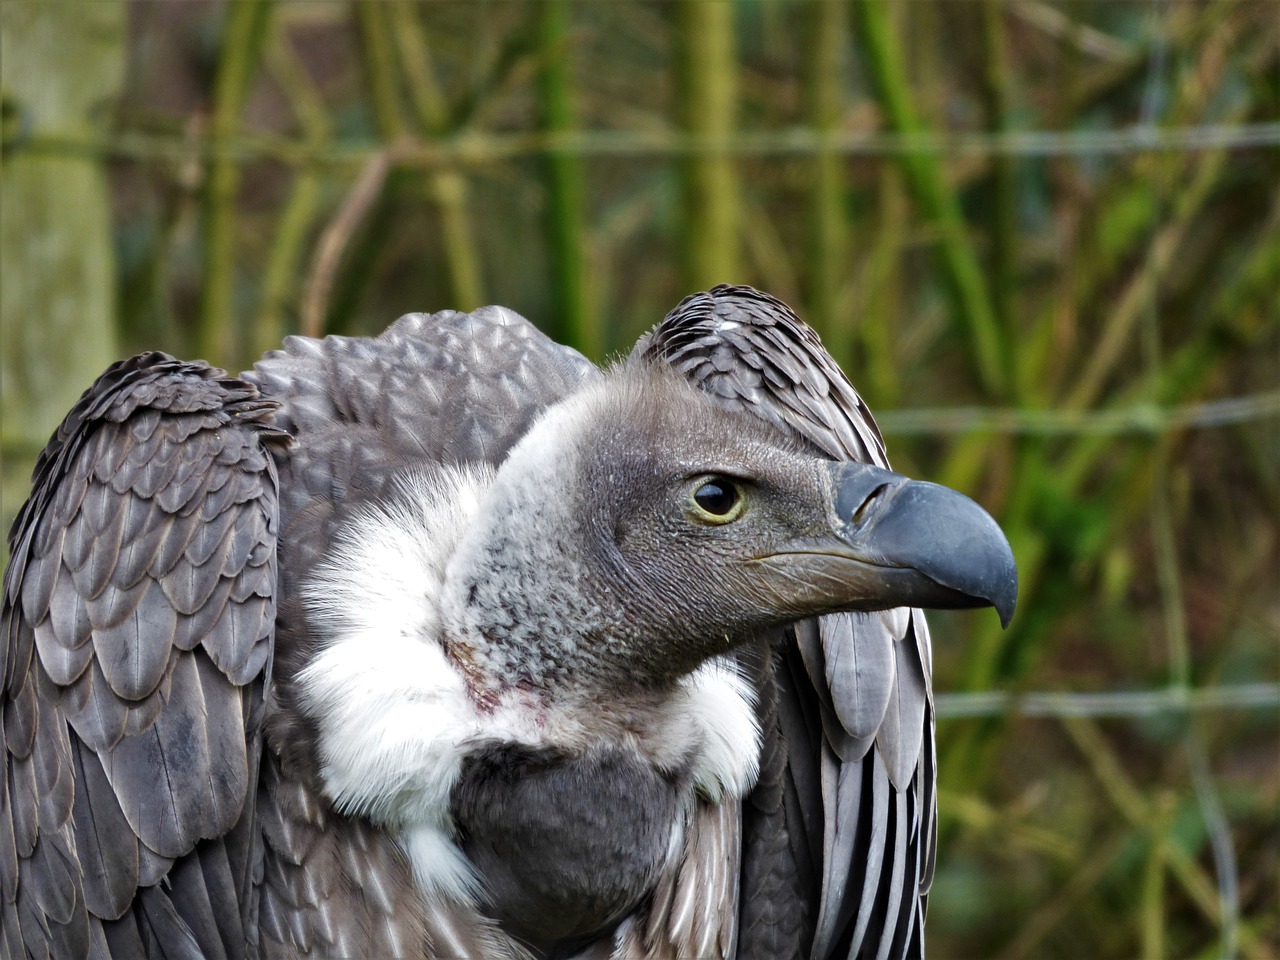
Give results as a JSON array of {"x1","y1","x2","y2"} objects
[{"x1": 828, "y1": 462, "x2": 1019, "y2": 627}]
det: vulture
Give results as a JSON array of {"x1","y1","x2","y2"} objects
[{"x1": 1, "y1": 284, "x2": 1016, "y2": 960}]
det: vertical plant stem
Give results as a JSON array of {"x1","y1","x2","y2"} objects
[
  {"x1": 199, "y1": 0, "x2": 271, "y2": 367},
  {"x1": 431, "y1": 171, "x2": 485, "y2": 310},
  {"x1": 980, "y1": 0, "x2": 1017, "y2": 374},
  {"x1": 387, "y1": 0, "x2": 446, "y2": 129},
  {"x1": 1146, "y1": 346, "x2": 1191, "y2": 694},
  {"x1": 390, "y1": 0, "x2": 484, "y2": 311},
  {"x1": 804, "y1": 0, "x2": 848, "y2": 356},
  {"x1": 299, "y1": 1, "x2": 404, "y2": 335},
  {"x1": 852, "y1": 0, "x2": 1008, "y2": 399},
  {"x1": 1140, "y1": 794, "x2": 1173, "y2": 960},
  {"x1": 537, "y1": 0, "x2": 595, "y2": 354},
  {"x1": 0, "y1": 1, "x2": 124, "y2": 562},
  {"x1": 676, "y1": 0, "x2": 740, "y2": 290},
  {"x1": 857, "y1": 164, "x2": 906, "y2": 407},
  {"x1": 255, "y1": 23, "x2": 329, "y2": 355},
  {"x1": 357, "y1": 1, "x2": 407, "y2": 139},
  {"x1": 257, "y1": 174, "x2": 320, "y2": 353}
]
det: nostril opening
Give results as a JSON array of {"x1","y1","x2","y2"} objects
[{"x1": 851, "y1": 483, "x2": 891, "y2": 525}]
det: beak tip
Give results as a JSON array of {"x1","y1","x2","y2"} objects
[
  {"x1": 997, "y1": 597, "x2": 1015, "y2": 629},
  {"x1": 977, "y1": 544, "x2": 1019, "y2": 628},
  {"x1": 994, "y1": 567, "x2": 1019, "y2": 629}
]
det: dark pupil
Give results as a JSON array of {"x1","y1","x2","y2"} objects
[{"x1": 695, "y1": 480, "x2": 737, "y2": 515}]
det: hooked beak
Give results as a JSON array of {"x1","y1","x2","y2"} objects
[{"x1": 765, "y1": 462, "x2": 1018, "y2": 627}]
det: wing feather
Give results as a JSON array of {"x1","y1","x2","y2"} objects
[
  {"x1": 622, "y1": 798, "x2": 741, "y2": 960},
  {"x1": 637, "y1": 284, "x2": 936, "y2": 959},
  {"x1": 70, "y1": 742, "x2": 137, "y2": 919},
  {"x1": 812, "y1": 741, "x2": 862, "y2": 959},
  {"x1": 822, "y1": 613, "x2": 894, "y2": 755},
  {"x1": 2, "y1": 353, "x2": 286, "y2": 958}
]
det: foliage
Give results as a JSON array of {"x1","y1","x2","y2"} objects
[{"x1": 2, "y1": 2, "x2": 1276, "y2": 956}]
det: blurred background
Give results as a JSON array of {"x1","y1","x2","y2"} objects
[{"x1": 1, "y1": 1, "x2": 1276, "y2": 956}]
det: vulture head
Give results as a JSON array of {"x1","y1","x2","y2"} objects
[{"x1": 437, "y1": 364, "x2": 1016, "y2": 700}]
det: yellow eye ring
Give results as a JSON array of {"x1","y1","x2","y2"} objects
[{"x1": 689, "y1": 477, "x2": 746, "y2": 524}]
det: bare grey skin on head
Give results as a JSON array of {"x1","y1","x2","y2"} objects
[{"x1": 1, "y1": 285, "x2": 1016, "y2": 960}]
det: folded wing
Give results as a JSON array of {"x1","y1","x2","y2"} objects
[
  {"x1": 637, "y1": 285, "x2": 935, "y2": 959},
  {"x1": 1, "y1": 355, "x2": 287, "y2": 959}
]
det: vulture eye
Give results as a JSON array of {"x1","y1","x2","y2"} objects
[{"x1": 690, "y1": 477, "x2": 745, "y2": 523}]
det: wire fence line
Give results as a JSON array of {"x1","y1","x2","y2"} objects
[
  {"x1": 876, "y1": 389, "x2": 1280, "y2": 437},
  {"x1": 936, "y1": 683, "x2": 1280, "y2": 720},
  {"x1": 5, "y1": 386, "x2": 1272, "y2": 465},
  {"x1": 8, "y1": 120, "x2": 1280, "y2": 170}
]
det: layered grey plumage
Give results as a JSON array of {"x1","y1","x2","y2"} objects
[
  {"x1": 639, "y1": 289, "x2": 933, "y2": 959},
  {"x1": 2, "y1": 285, "x2": 1016, "y2": 959}
]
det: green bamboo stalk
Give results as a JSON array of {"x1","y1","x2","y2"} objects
[
  {"x1": 851, "y1": 0, "x2": 1009, "y2": 399},
  {"x1": 980, "y1": 0, "x2": 1017, "y2": 362},
  {"x1": 432, "y1": 171, "x2": 486, "y2": 311},
  {"x1": 256, "y1": 174, "x2": 320, "y2": 355},
  {"x1": 199, "y1": 0, "x2": 272, "y2": 367},
  {"x1": 357, "y1": 2, "x2": 407, "y2": 140},
  {"x1": 740, "y1": 198, "x2": 800, "y2": 305},
  {"x1": 389, "y1": 0, "x2": 484, "y2": 312},
  {"x1": 303, "y1": 1, "x2": 405, "y2": 336},
  {"x1": 804, "y1": 0, "x2": 848, "y2": 359},
  {"x1": 676, "y1": 0, "x2": 740, "y2": 290},
  {"x1": 536, "y1": 0, "x2": 595, "y2": 355},
  {"x1": 254, "y1": 23, "x2": 330, "y2": 356},
  {"x1": 857, "y1": 164, "x2": 907, "y2": 407},
  {"x1": 387, "y1": 0, "x2": 447, "y2": 131},
  {"x1": 1139, "y1": 794, "x2": 1174, "y2": 960},
  {"x1": 1, "y1": 1, "x2": 124, "y2": 565}
]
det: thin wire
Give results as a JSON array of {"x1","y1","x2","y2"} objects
[
  {"x1": 8, "y1": 122, "x2": 1280, "y2": 168},
  {"x1": 875, "y1": 389, "x2": 1280, "y2": 437},
  {"x1": 3, "y1": 389, "x2": 1276, "y2": 466},
  {"x1": 935, "y1": 683, "x2": 1280, "y2": 719},
  {"x1": 1188, "y1": 729, "x2": 1241, "y2": 960}
]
